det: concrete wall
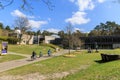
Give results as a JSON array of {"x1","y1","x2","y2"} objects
[
  {"x1": 18, "y1": 34, "x2": 34, "y2": 45},
  {"x1": 113, "y1": 44, "x2": 120, "y2": 48},
  {"x1": 45, "y1": 36, "x2": 56, "y2": 44}
]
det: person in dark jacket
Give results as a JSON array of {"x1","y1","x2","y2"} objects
[{"x1": 31, "y1": 51, "x2": 36, "y2": 60}]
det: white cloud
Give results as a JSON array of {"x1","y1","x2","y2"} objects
[
  {"x1": 11, "y1": 9, "x2": 26, "y2": 17},
  {"x1": 27, "y1": 15, "x2": 35, "y2": 19},
  {"x1": 11, "y1": 9, "x2": 35, "y2": 19},
  {"x1": 11, "y1": 9, "x2": 48, "y2": 29},
  {"x1": 28, "y1": 20, "x2": 47, "y2": 28},
  {"x1": 76, "y1": 0, "x2": 95, "y2": 11},
  {"x1": 65, "y1": 11, "x2": 90, "y2": 25},
  {"x1": 46, "y1": 28, "x2": 60, "y2": 34},
  {"x1": 66, "y1": 0, "x2": 94, "y2": 25},
  {"x1": 98, "y1": 0, "x2": 105, "y2": 3},
  {"x1": 69, "y1": 0, "x2": 95, "y2": 11},
  {"x1": 67, "y1": 0, "x2": 106, "y2": 25}
]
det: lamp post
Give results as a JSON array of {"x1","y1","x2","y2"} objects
[{"x1": 38, "y1": 35, "x2": 40, "y2": 45}]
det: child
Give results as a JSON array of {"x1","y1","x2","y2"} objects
[{"x1": 39, "y1": 51, "x2": 43, "y2": 57}]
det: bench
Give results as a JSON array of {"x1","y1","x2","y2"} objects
[{"x1": 101, "y1": 53, "x2": 120, "y2": 62}]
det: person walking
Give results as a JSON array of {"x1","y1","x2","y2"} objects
[{"x1": 48, "y1": 49, "x2": 51, "y2": 56}]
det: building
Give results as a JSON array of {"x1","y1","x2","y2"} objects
[
  {"x1": 33, "y1": 35, "x2": 60, "y2": 44},
  {"x1": 33, "y1": 35, "x2": 44, "y2": 44},
  {"x1": 8, "y1": 29, "x2": 60, "y2": 45},
  {"x1": 80, "y1": 36, "x2": 120, "y2": 49},
  {"x1": 9, "y1": 29, "x2": 34, "y2": 45}
]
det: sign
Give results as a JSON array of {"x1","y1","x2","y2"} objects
[{"x1": 1, "y1": 42, "x2": 8, "y2": 55}]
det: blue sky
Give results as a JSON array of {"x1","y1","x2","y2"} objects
[{"x1": 0, "y1": 0, "x2": 120, "y2": 33}]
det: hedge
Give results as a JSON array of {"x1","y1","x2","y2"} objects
[{"x1": 0, "y1": 36, "x2": 18, "y2": 44}]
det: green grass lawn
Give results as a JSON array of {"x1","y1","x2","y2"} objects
[
  {"x1": 60, "y1": 50, "x2": 120, "y2": 80},
  {"x1": 0, "y1": 51, "x2": 98, "y2": 75},
  {"x1": 61, "y1": 60, "x2": 120, "y2": 80},
  {"x1": 0, "y1": 54, "x2": 26, "y2": 63},
  {"x1": 0, "y1": 49, "x2": 120, "y2": 80},
  {"x1": 8, "y1": 44, "x2": 56, "y2": 55}
]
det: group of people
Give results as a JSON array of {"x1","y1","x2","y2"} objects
[{"x1": 31, "y1": 49, "x2": 51, "y2": 60}]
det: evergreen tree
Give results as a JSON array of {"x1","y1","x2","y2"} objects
[{"x1": 5, "y1": 25, "x2": 11, "y2": 31}]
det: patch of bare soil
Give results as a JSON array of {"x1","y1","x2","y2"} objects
[
  {"x1": 63, "y1": 54, "x2": 76, "y2": 58},
  {"x1": 0, "y1": 73, "x2": 46, "y2": 80},
  {"x1": 0, "y1": 65, "x2": 89, "y2": 80}
]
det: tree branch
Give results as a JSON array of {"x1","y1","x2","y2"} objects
[
  {"x1": 0, "y1": 0, "x2": 14, "y2": 9},
  {"x1": 0, "y1": 0, "x2": 54, "y2": 11},
  {"x1": 41, "y1": 0, "x2": 54, "y2": 10}
]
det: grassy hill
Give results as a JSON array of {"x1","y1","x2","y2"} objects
[{"x1": 8, "y1": 44, "x2": 56, "y2": 55}]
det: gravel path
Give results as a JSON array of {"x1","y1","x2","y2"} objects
[{"x1": 0, "y1": 50, "x2": 69, "y2": 73}]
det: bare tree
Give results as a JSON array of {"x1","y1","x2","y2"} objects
[
  {"x1": 66, "y1": 23, "x2": 73, "y2": 55},
  {"x1": 72, "y1": 30, "x2": 82, "y2": 49},
  {"x1": 14, "y1": 16, "x2": 30, "y2": 44},
  {"x1": 15, "y1": 16, "x2": 30, "y2": 33},
  {"x1": 64, "y1": 24, "x2": 83, "y2": 54}
]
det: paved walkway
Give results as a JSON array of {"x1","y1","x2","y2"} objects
[{"x1": 0, "y1": 50, "x2": 70, "y2": 73}]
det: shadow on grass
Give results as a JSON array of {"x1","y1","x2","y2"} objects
[
  {"x1": 94, "y1": 60, "x2": 106, "y2": 64},
  {"x1": 26, "y1": 55, "x2": 54, "y2": 62},
  {"x1": 95, "y1": 59, "x2": 120, "y2": 64},
  {"x1": 26, "y1": 59, "x2": 33, "y2": 61}
]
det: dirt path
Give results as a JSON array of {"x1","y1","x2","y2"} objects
[{"x1": 0, "y1": 50, "x2": 69, "y2": 73}]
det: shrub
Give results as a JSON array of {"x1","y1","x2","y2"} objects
[
  {"x1": 0, "y1": 36, "x2": 8, "y2": 41},
  {"x1": 0, "y1": 36, "x2": 18, "y2": 44},
  {"x1": 7, "y1": 37, "x2": 19, "y2": 44}
]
